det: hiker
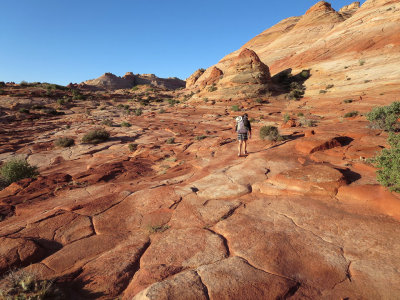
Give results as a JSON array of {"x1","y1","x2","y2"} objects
[{"x1": 235, "y1": 113, "x2": 251, "y2": 157}]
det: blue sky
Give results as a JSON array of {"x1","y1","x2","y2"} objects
[{"x1": 0, "y1": 0, "x2": 365, "y2": 85}]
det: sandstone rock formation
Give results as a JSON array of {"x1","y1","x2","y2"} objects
[
  {"x1": 81, "y1": 72, "x2": 185, "y2": 90},
  {"x1": 187, "y1": 0, "x2": 400, "y2": 99}
]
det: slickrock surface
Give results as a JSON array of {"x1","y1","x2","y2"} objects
[{"x1": 1, "y1": 0, "x2": 400, "y2": 299}]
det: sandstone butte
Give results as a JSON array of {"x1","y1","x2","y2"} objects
[{"x1": 1, "y1": 0, "x2": 400, "y2": 299}]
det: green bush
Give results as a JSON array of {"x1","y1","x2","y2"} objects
[
  {"x1": 343, "y1": 99, "x2": 353, "y2": 104},
  {"x1": 19, "y1": 108, "x2": 30, "y2": 114},
  {"x1": 131, "y1": 86, "x2": 139, "y2": 91},
  {"x1": 101, "y1": 119, "x2": 113, "y2": 127},
  {"x1": 319, "y1": 90, "x2": 327, "y2": 94},
  {"x1": 208, "y1": 84, "x2": 217, "y2": 92},
  {"x1": 359, "y1": 59, "x2": 366, "y2": 66},
  {"x1": 54, "y1": 137, "x2": 74, "y2": 148},
  {"x1": 196, "y1": 135, "x2": 207, "y2": 141},
  {"x1": 166, "y1": 137, "x2": 175, "y2": 144},
  {"x1": 121, "y1": 122, "x2": 131, "y2": 127},
  {"x1": 128, "y1": 143, "x2": 138, "y2": 152},
  {"x1": 82, "y1": 128, "x2": 110, "y2": 144},
  {"x1": 371, "y1": 133, "x2": 400, "y2": 192},
  {"x1": 366, "y1": 101, "x2": 400, "y2": 132},
  {"x1": 72, "y1": 90, "x2": 85, "y2": 100},
  {"x1": 299, "y1": 117, "x2": 316, "y2": 127},
  {"x1": 325, "y1": 84, "x2": 334, "y2": 89},
  {"x1": 0, "y1": 158, "x2": 38, "y2": 186},
  {"x1": 259, "y1": 126, "x2": 284, "y2": 142},
  {"x1": 283, "y1": 113, "x2": 290, "y2": 123},
  {"x1": 57, "y1": 99, "x2": 65, "y2": 106},
  {"x1": 231, "y1": 105, "x2": 240, "y2": 112},
  {"x1": 344, "y1": 111, "x2": 359, "y2": 118},
  {"x1": 135, "y1": 108, "x2": 143, "y2": 116},
  {"x1": 288, "y1": 82, "x2": 305, "y2": 100}
]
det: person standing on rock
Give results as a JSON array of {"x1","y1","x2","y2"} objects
[{"x1": 236, "y1": 113, "x2": 251, "y2": 157}]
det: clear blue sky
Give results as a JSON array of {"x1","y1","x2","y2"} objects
[{"x1": 0, "y1": 0, "x2": 365, "y2": 85}]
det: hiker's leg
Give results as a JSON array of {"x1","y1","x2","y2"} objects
[
  {"x1": 244, "y1": 140, "x2": 248, "y2": 154},
  {"x1": 238, "y1": 140, "x2": 243, "y2": 156}
]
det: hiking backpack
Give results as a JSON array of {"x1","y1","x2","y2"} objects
[{"x1": 236, "y1": 116, "x2": 248, "y2": 134}]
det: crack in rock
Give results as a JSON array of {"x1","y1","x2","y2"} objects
[{"x1": 194, "y1": 270, "x2": 211, "y2": 300}]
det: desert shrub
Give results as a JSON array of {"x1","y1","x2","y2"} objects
[
  {"x1": 256, "y1": 99, "x2": 263, "y2": 103},
  {"x1": 168, "y1": 99, "x2": 179, "y2": 107},
  {"x1": 82, "y1": 128, "x2": 110, "y2": 144},
  {"x1": 148, "y1": 224, "x2": 170, "y2": 233},
  {"x1": 203, "y1": 98, "x2": 209, "y2": 103},
  {"x1": 128, "y1": 143, "x2": 138, "y2": 152},
  {"x1": 366, "y1": 101, "x2": 400, "y2": 132},
  {"x1": 57, "y1": 99, "x2": 65, "y2": 106},
  {"x1": 0, "y1": 89, "x2": 4, "y2": 95},
  {"x1": 0, "y1": 269, "x2": 63, "y2": 299},
  {"x1": 54, "y1": 137, "x2": 74, "y2": 148},
  {"x1": 134, "y1": 108, "x2": 143, "y2": 116},
  {"x1": 299, "y1": 117, "x2": 317, "y2": 127},
  {"x1": 319, "y1": 90, "x2": 327, "y2": 94},
  {"x1": 121, "y1": 122, "x2": 131, "y2": 127},
  {"x1": 72, "y1": 90, "x2": 85, "y2": 100},
  {"x1": 283, "y1": 113, "x2": 290, "y2": 123},
  {"x1": 159, "y1": 108, "x2": 166, "y2": 113},
  {"x1": 20, "y1": 80, "x2": 29, "y2": 86},
  {"x1": 208, "y1": 84, "x2": 217, "y2": 92},
  {"x1": 343, "y1": 99, "x2": 353, "y2": 104},
  {"x1": 288, "y1": 82, "x2": 305, "y2": 100},
  {"x1": 0, "y1": 158, "x2": 38, "y2": 186},
  {"x1": 359, "y1": 59, "x2": 366, "y2": 66},
  {"x1": 18, "y1": 108, "x2": 30, "y2": 114},
  {"x1": 101, "y1": 119, "x2": 113, "y2": 127},
  {"x1": 371, "y1": 133, "x2": 400, "y2": 192},
  {"x1": 31, "y1": 104, "x2": 46, "y2": 110},
  {"x1": 166, "y1": 137, "x2": 175, "y2": 144},
  {"x1": 259, "y1": 126, "x2": 284, "y2": 142},
  {"x1": 300, "y1": 69, "x2": 310, "y2": 79},
  {"x1": 42, "y1": 108, "x2": 64, "y2": 115},
  {"x1": 131, "y1": 86, "x2": 139, "y2": 91},
  {"x1": 297, "y1": 112, "x2": 304, "y2": 117},
  {"x1": 325, "y1": 84, "x2": 334, "y2": 89},
  {"x1": 196, "y1": 135, "x2": 207, "y2": 141},
  {"x1": 344, "y1": 111, "x2": 359, "y2": 118},
  {"x1": 231, "y1": 105, "x2": 240, "y2": 112},
  {"x1": 0, "y1": 81, "x2": 5, "y2": 87}
]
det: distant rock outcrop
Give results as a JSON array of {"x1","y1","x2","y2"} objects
[
  {"x1": 186, "y1": 69, "x2": 205, "y2": 88},
  {"x1": 80, "y1": 72, "x2": 185, "y2": 91}
]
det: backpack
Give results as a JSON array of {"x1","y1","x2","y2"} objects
[{"x1": 236, "y1": 116, "x2": 248, "y2": 133}]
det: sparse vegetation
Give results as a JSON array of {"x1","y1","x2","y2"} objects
[
  {"x1": 288, "y1": 82, "x2": 305, "y2": 100},
  {"x1": 344, "y1": 111, "x2": 359, "y2": 118},
  {"x1": 259, "y1": 126, "x2": 284, "y2": 142},
  {"x1": 148, "y1": 224, "x2": 170, "y2": 233},
  {"x1": 134, "y1": 108, "x2": 143, "y2": 116},
  {"x1": 121, "y1": 122, "x2": 131, "y2": 127},
  {"x1": 366, "y1": 101, "x2": 400, "y2": 132},
  {"x1": 343, "y1": 99, "x2": 353, "y2": 104},
  {"x1": 231, "y1": 105, "x2": 240, "y2": 112},
  {"x1": 0, "y1": 269, "x2": 62, "y2": 299},
  {"x1": 166, "y1": 137, "x2": 175, "y2": 144},
  {"x1": 196, "y1": 135, "x2": 207, "y2": 141},
  {"x1": 299, "y1": 117, "x2": 317, "y2": 127},
  {"x1": 101, "y1": 119, "x2": 114, "y2": 127},
  {"x1": 159, "y1": 108, "x2": 166, "y2": 113},
  {"x1": 319, "y1": 90, "x2": 327, "y2": 94},
  {"x1": 297, "y1": 112, "x2": 304, "y2": 117},
  {"x1": 283, "y1": 113, "x2": 290, "y2": 123},
  {"x1": 81, "y1": 128, "x2": 110, "y2": 144},
  {"x1": 0, "y1": 158, "x2": 38, "y2": 186},
  {"x1": 71, "y1": 90, "x2": 85, "y2": 100},
  {"x1": 168, "y1": 99, "x2": 179, "y2": 107},
  {"x1": 18, "y1": 108, "x2": 30, "y2": 114},
  {"x1": 128, "y1": 143, "x2": 138, "y2": 152},
  {"x1": 208, "y1": 83, "x2": 217, "y2": 92},
  {"x1": 325, "y1": 84, "x2": 334, "y2": 89},
  {"x1": 131, "y1": 86, "x2": 139, "y2": 91},
  {"x1": 370, "y1": 133, "x2": 400, "y2": 192},
  {"x1": 54, "y1": 137, "x2": 74, "y2": 148},
  {"x1": 57, "y1": 99, "x2": 65, "y2": 106},
  {"x1": 359, "y1": 59, "x2": 366, "y2": 66}
]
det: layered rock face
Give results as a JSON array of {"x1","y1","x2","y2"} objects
[
  {"x1": 188, "y1": 0, "x2": 400, "y2": 99},
  {"x1": 188, "y1": 48, "x2": 272, "y2": 100},
  {"x1": 82, "y1": 72, "x2": 185, "y2": 90}
]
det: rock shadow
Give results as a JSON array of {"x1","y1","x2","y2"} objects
[
  {"x1": 335, "y1": 168, "x2": 362, "y2": 184},
  {"x1": 270, "y1": 68, "x2": 312, "y2": 98}
]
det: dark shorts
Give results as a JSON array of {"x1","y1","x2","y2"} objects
[{"x1": 238, "y1": 132, "x2": 248, "y2": 141}]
